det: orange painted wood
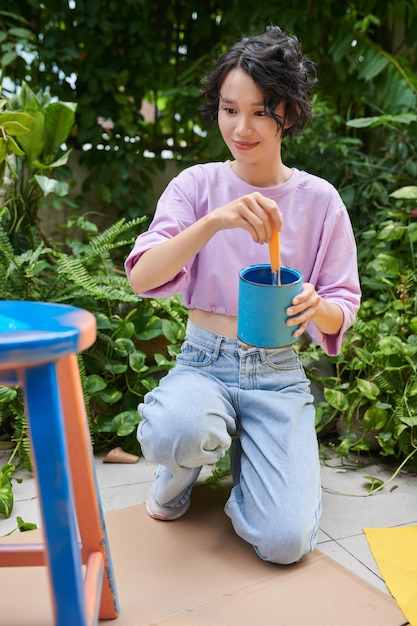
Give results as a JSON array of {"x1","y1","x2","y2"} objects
[
  {"x1": 83, "y1": 552, "x2": 105, "y2": 626},
  {"x1": 0, "y1": 544, "x2": 46, "y2": 566},
  {"x1": 0, "y1": 302, "x2": 119, "y2": 625},
  {"x1": 57, "y1": 355, "x2": 119, "y2": 620}
]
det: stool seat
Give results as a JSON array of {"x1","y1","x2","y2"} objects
[
  {"x1": 0, "y1": 301, "x2": 96, "y2": 376},
  {"x1": 0, "y1": 301, "x2": 119, "y2": 626}
]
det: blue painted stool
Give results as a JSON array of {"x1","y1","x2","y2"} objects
[{"x1": 0, "y1": 301, "x2": 119, "y2": 625}]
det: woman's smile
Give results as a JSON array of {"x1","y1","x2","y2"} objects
[{"x1": 232, "y1": 140, "x2": 259, "y2": 151}]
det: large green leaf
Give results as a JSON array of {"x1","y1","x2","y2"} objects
[
  {"x1": 43, "y1": 101, "x2": 77, "y2": 159},
  {"x1": 136, "y1": 317, "x2": 162, "y2": 341},
  {"x1": 0, "y1": 466, "x2": 14, "y2": 518},
  {"x1": 16, "y1": 108, "x2": 45, "y2": 164},
  {"x1": 357, "y1": 50, "x2": 389, "y2": 81},
  {"x1": 399, "y1": 415, "x2": 417, "y2": 427},
  {"x1": 113, "y1": 338, "x2": 135, "y2": 357},
  {"x1": 1, "y1": 120, "x2": 31, "y2": 136},
  {"x1": 0, "y1": 387, "x2": 18, "y2": 403},
  {"x1": 368, "y1": 252, "x2": 402, "y2": 277},
  {"x1": 5, "y1": 135, "x2": 25, "y2": 157},
  {"x1": 408, "y1": 380, "x2": 417, "y2": 397},
  {"x1": 390, "y1": 186, "x2": 417, "y2": 200},
  {"x1": 86, "y1": 374, "x2": 107, "y2": 394},
  {"x1": 162, "y1": 319, "x2": 182, "y2": 343},
  {"x1": 34, "y1": 175, "x2": 69, "y2": 197},
  {"x1": 363, "y1": 406, "x2": 387, "y2": 430},
  {"x1": 111, "y1": 410, "x2": 140, "y2": 437},
  {"x1": 324, "y1": 388, "x2": 349, "y2": 411},
  {"x1": 356, "y1": 378, "x2": 380, "y2": 400},
  {"x1": 97, "y1": 388, "x2": 122, "y2": 404},
  {"x1": 104, "y1": 360, "x2": 128, "y2": 375},
  {"x1": 379, "y1": 336, "x2": 406, "y2": 355},
  {"x1": 1, "y1": 50, "x2": 18, "y2": 67},
  {"x1": 0, "y1": 138, "x2": 6, "y2": 162},
  {"x1": 347, "y1": 113, "x2": 417, "y2": 129},
  {"x1": 128, "y1": 351, "x2": 147, "y2": 373}
]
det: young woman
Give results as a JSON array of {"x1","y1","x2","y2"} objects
[{"x1": 125, "y1": 25, "x2": 361, "y2": 565}]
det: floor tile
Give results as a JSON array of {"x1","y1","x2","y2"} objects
[
  {"x1": 95, "y1": 454, "x2": 157, "y2": 489},
  {"x1": 337, "y1": 532, "x2": 386, "y2": 580},
  {"x1": 317, "y1": 539, "x2": 388, "y2": 594},
  {"x1": 319, "y1": 461, "x2": 417, "y2": 539}
]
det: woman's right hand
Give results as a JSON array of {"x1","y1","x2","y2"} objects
[
  {"x1": 129, "y1": 192, "x2": 283, "y2": 294},
  {"x1": 210, "y1": 192, "x2": 283, "y2": 243}
]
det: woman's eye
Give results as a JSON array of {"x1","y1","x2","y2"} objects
[{"x1": 255, "y1": 110, "x2": 267, "y2": 117}]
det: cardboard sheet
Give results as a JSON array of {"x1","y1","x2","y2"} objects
[
  {"x1": 364, "y1": 526, "x2": 417, "y2": 626},
  {"x1": 0, "y1": 485, "x2": 408, "y2": 625}
]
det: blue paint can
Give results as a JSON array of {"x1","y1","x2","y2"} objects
[{"x1": 237, "y1": 264, "x2": 303, "y2": 348}]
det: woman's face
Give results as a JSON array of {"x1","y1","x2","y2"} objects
[{"x1": 217, "y1": 68, "x2": 287, "y2": 168}]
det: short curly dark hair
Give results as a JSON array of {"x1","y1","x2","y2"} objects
[{"x1": 199, "y1": 25, "x2": 317, "y2": 139}]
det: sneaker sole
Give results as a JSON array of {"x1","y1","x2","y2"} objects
[{"x1": 146, "y1": 497, "x2": 190, "y2": 521}]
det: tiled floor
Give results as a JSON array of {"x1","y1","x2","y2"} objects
[{"x1": 1, "y1": 449, "x2": 416, "y2": 596}]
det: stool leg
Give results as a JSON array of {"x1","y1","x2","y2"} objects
[
  {"x1": 57, "y1": 354, "x2": 119, "y2": 621},
  {"x1": 23, "y1": 362, "x2": 88, "y2": 626}
]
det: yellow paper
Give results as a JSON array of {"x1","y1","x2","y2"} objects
[{"x1": 364, "y1": 525, "x2": 417, "y2": 625}]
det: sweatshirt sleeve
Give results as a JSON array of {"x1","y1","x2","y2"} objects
[
  {"x1": 305, "y1": 195, "x2": 361, "y2": 356},
  {"x1": 124, "y1": 173, "x2": 196, "y2": 298}
]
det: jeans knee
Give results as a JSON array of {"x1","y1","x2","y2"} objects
[
  {"x1": 226, "y1": 485, "x2": 321, "y2": 566},
  {"x1": 138, "y1": 412, "x2": 231, "y2": 467},
  {"x1": 254, "y1": 527, "x2": 312, "y2": 565}
]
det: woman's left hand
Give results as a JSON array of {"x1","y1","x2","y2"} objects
[{"x1": 285, "y1": 282, "x2": 321, "y2": 337}]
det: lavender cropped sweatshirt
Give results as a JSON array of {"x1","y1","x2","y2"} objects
[{"x1": 125, "y1": 161, "x2": 361, "y2": 356}]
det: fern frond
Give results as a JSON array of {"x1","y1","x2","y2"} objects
[
  {"x1": 150, "y1": 296, "x2": 188, "y2": 329},
  {"x1": 78, "y1": 354, "x2": 94, "y2": 443},
  {"x1": 82, "y1": 239, "x2": 135, "y2": 263},
  {"x1": 84, "y1": 217, "x2": 146, "y2": 255},
  {"x1": 397, "y1": 429, "x2": 417, "y2": 468},
  {"x1": 350, "y1": 317, "x2": 369, "y2": 334},
  {"x1": 0, "y1": 217, "x2": 15, "y2": 261},
  {"x1": 56, "y1": 255, "x2": 116, "y2": 299},
  {"x1": 56, "y1": 283, "x2": 137, "y2": 304},
  {"x1": 373, "y1": 369, "x2": 405, "y2": 395},
  {"x1": 9, "y1": 401, "x2": 32, "y2": 471}
]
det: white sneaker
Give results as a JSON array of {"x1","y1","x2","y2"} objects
[{"x1": 146, "y1": 490, "x2": 190, "y2": 521}]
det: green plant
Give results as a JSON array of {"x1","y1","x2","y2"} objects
[
  {"x1": 3, "y1": 2, "x2": 416, "y2": 226},
  {"x1": 0, "y1": 210, "x2": 189, "y2": 515},
  {"x1": 309, "y1": 201, "x2": 417, "y2": 480},
  {"x1": 0, "y1": 398, "x2": 29, "y2": 518},
  {"x1": 297, "y1": 109, "x2": 417, "y2": 490},
  {"x1": 0, "y1": 78, "x2": 189, "y2": 518},
  {"x1": 83, "y1": 294, "x2": 187, "y2": 454},
  {"x1": 1, "y1": 81, "x2": 77, "y2": 250}
]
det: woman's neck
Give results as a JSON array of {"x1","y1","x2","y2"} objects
[{"x1": 230, "y1": 160, "x2": 293, "y2": 188}]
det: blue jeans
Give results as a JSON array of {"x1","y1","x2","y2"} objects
[{"x1": 137, "y1": 320, "x2": 322, "y2": 564}]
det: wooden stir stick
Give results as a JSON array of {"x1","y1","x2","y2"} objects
[{"x1": 269, "y1": 227, "x2": 281, "y2": 285}]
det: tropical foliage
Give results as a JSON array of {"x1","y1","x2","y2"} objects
[
  {"x1": 0, "y1": 80, "x2": 187, "y2": 517},
  {"x1": 2, "y1": 1, "x2": 417, "y2": 217},
  {"x1": 0, "y1": 2, "x2": 417, "y2": 516}
]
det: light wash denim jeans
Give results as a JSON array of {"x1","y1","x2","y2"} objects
[{"x1": 137, "y1": 320, "x2": 322, "y2": 565}]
